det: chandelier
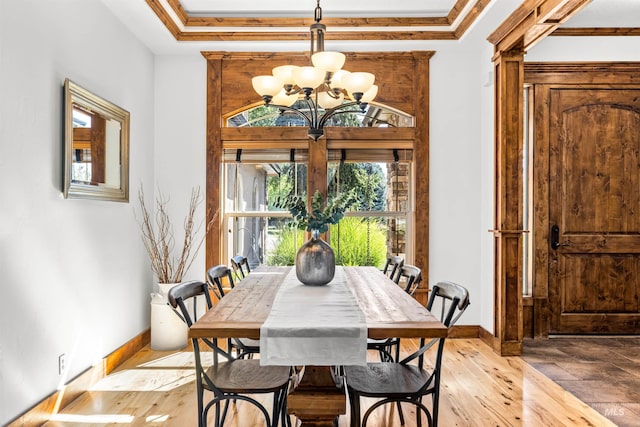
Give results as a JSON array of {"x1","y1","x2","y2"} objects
[{"x1": 251, "y1": 0, "x2": 378, "y2": 141}]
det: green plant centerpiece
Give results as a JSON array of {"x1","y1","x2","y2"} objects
[
  {"x1": 286, "y1": 190, "x2": 355, "y2": 233},
  {"x1": 283, "y1": 190, "x2": 355, "y2": 286}
]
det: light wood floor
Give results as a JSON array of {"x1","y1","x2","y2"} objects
[{"x1": 43, "y1": 339, "x2": 616, "y2": 426}]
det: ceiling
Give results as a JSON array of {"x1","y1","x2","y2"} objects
[
  {"x1": 102, "y1": 0, "x2": 640, "y2": 54},
  {"x1": 145, "y1": 0, "x2": 483, "y2": 41}
]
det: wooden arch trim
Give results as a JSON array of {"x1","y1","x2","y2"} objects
[
  {"x1": 204, "y1": 51, "x2": 433, "y2": 302},
  {"x1": 487, "y1": 0, "x2": 591, "y2": 356},
  {"x1": 488, "y1": 0, "x2": 592, "y2": 53}
]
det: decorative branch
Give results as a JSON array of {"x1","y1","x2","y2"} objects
[{"x1": 135, "y1": 185, "x2": 217, "y2": 283}]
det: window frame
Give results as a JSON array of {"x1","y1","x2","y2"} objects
[{"x1": 221, "y1": 158, "x2": 414, "y2": 267}]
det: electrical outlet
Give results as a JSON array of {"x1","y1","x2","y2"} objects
[{"x1": 58, "y1": 353, "x2": 66, "y2": 375}]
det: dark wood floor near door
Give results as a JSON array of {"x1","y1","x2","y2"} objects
[{"x1": 522, "y1": 337, "x2": 640, "y2": 427}]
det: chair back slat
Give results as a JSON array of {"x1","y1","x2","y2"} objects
[
  {"x1": 167, "y1": 280, "x2": 212, "y2": 326},
  {"x1": 207, "y1": 264, "x2": 234, "y2": 299},
  {"x1": 427, "y1": 281, "x2": 470, "y2": 326},
  {"x1": 401, "y1": 281, "x2": 470, "y2": 366},
  {"x1": 382, "y1": 256, "x2": 404, "y2": 279},
  {"x1": 393, "y1": 264, "x2": 422, "y2": 295},
  {"x1": 167, "y1": 280, "x2": 232, "y2": 363},
  {"x1": 230, "y1": 255, "x2": 251, "y2": 279}
]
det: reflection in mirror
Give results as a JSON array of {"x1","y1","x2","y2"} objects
[{"x1": 64, "y1": 79, "x2": 129, "y2": 202}]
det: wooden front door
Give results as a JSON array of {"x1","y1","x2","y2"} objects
[{"x1": 549, "y1": 87, "x2": 640, "y2": 334}]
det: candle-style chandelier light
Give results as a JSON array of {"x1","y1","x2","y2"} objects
[{"x1": 251, "y1": 0, "x2": 378, "y2": 141}]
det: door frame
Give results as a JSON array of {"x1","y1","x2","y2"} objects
[
  {"x1": 525, "y1": 62, "x2": 640, "y2": 337},
  {"x1": 488, "y1": 0, "x2": 592, "y2": 356}
]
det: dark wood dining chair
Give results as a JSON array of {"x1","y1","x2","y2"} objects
[
  {"x1": 393, "y1": 264, "x2": 423, "y2": 296},
  {"x1": 368, "y1": 261, "x2": 419, "y2": 362},
  {"x1": 168, "y1": 280, "x2": 292, "y2": 427},
  {"x1": 207, "y1": 264, "x2": 260, "y2": 359},
  {"x1": 345, "y1": 281, "x2": 470, "y2": 427},
  {"x1": 382, "y1": 255, "x2": 404, "y2": 280},
  {"x1": 206, "y1": 264, "x2": 234, "y2": 300},
  {"x1": 230, "y1": 254, "x2": 251, "y2": 280}
]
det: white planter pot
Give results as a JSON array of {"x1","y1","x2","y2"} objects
[{"x1": 150, "y1": 282, "x2": 189, "y2": 350}]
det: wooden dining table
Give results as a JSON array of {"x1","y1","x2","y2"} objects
[{"x1": 189, "y1": 265, "x2": 447, "y2": 426}]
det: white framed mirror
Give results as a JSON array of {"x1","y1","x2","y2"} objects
[{"x1": 63, "y1": 79, "x2": 130, "y2": 202}]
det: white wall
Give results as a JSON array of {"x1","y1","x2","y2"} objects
[
  {"x1": 427, "y1": 0, "x2": 522, "y2": 333},
  {"x1": 428, "y1": 44, "x2": 485, "y2": 328},
  {"x1": 0, "y1": 1, "x2": 155, "y2": 424},
  {"x1": 527, "y1": 36, "x2": 640, "y2": 61},
  {"x1": 153, "y1": 55, "x2": 209, "y2": 281},
  {"x1": 478, "y1": 38, "x2": 498, "y2": 333}
]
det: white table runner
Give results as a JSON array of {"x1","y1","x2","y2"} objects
[{"x1": 260, "y1": 267, "x2": 367, "y2": 366}]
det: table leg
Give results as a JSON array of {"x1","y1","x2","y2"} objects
[{"x1": 287, "y1": 365, "x2": 345, "y2": 426}]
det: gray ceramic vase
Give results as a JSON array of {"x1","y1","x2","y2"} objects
[{"x1": 295, "y1": 230, "x2": 335, "y2": 286}]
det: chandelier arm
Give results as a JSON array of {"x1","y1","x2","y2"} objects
[
  {"x1": 317, "y1": 102, "x2": 364, "y2": 128},
  {"x1": 269, "y1": 104, "x2": 313, "y2": 127},
  {"x1": 365, "y1": 118, "x2": 397, "y2": 127},
  {"x1": 285, "y1": 86, "x2": 304, "y2": 96},
  {"x1": 304, "y1": 97, "x2": 319, "y2": 128},
  {"x1": 323, "y1": 83, "x2": 342, "y2": 99}
]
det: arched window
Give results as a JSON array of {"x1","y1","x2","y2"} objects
[{"x1": 225, "y1": 102, "x2": 414, "y2": 129}]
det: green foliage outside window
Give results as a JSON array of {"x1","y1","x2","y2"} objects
[
  {"x1": 323, "y1": 104, "x2": 364, "y2": 127},
  {"x1": 267, "y1": 161, "x2": 390, "y2": 267},
  {"x1": 330, "y1": 217, "x2": 387, "y2": 268},
  {"x1": 246, "y1": 105, "x2": 278, "y2": 127},
  {"x1": 283, "y1": 190, "x2": 356, "y2": 233},
  {"x1": 329, "y1": 163, "x2": 385, "y2": 211},
  {"x1": 268, "y1": 217, "x2": 386, "y2": 267},
  {"x1": 267, "y1": 225, "x2": 305, "y2": 266},
  {"x1": 270, "y1": 163, "x2": 386, "y2": 213},
  {"x1": 267, "y1": 163, "x2": 307, "y2": 211}
]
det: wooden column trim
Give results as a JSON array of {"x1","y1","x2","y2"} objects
[
  {"x1": 488, "y1": 0, "x2": 592, "y2": 52},
  {"x1": 412, "y1": 51, "x2": 433, "y2": 305},
  {"x1": 531, "y1": 82, "x2": 551, "y2": 338},
  {"x1": 493, "y1": 48, "x2": 525, "y2": 356},
  {"x1": 308, "y1": 137, "x2": 328, "y2": 202},
  {"x1": 206, "y1": 56, "x2": 223, "y2": 270},
  {"x1": 487, "y1": 0, "x2": 593, "y2": 356}
]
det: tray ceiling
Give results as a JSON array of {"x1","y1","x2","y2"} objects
[
  {"x1": 101, "y1": 0, "x2": 640, "y2": 54},
  {"x1": 144, "y1": 0, "x2": 491, "y2": 42}
]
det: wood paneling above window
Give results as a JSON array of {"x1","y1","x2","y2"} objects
[
  {"x1": 206, "y1": 51, "x2": 430, "y2": 119},
  {"x1": 220, "y1": 128, "x2": 416, "y2": 151}
]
